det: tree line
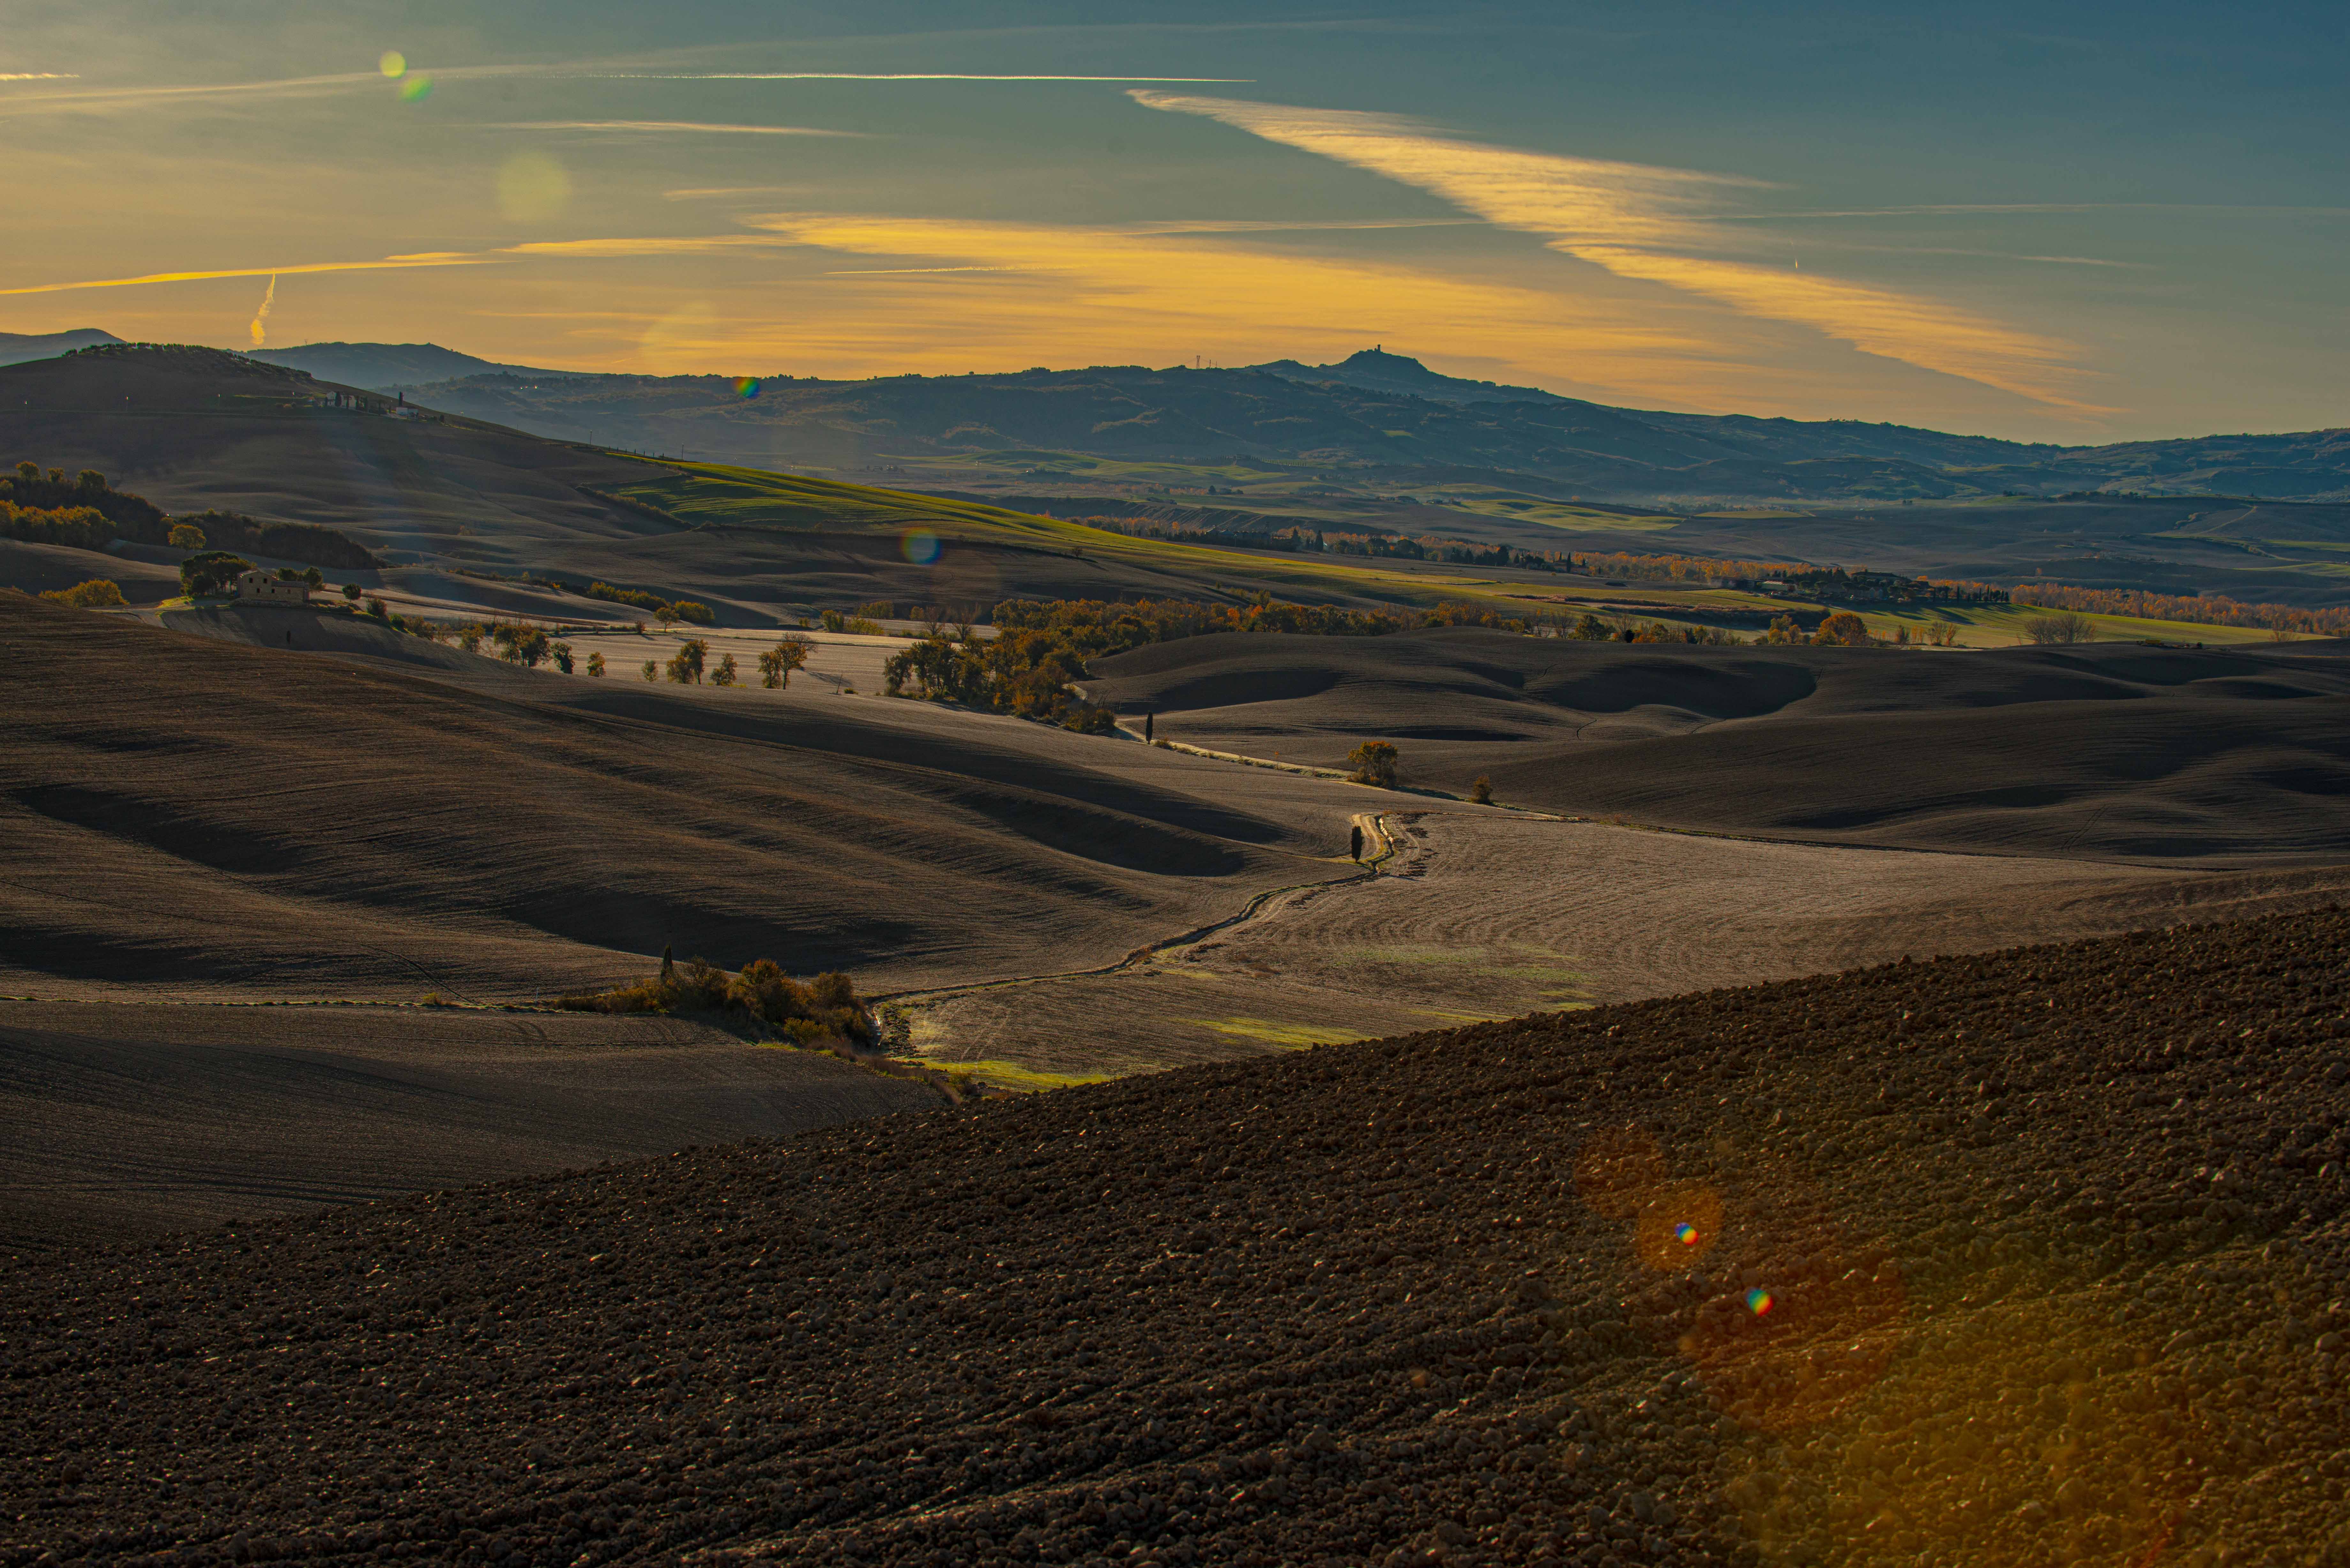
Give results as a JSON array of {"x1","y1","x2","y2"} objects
[
  {"x1": 1, "y1": 461, "x2": 376, "y2": 568},
  {"x1": 884, "y1": 595, "x2": 1535, "y2": 729},
  {"x1": 2010, "y1": 582, "x2": 2350, "y2": 637}
]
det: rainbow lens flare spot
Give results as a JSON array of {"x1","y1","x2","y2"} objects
[
  {"x1": 902, "y1": 529, "x2": 942, "y2": 566},
  {"x1": 378, "y1": 51, "x2": 407, "y2": 79},
  {"x1": 399, "y1": 74, "x2": 433, "y2": 102},
  {"x1": 735, "y1": 377, "x2": 761, "y2": 400},
  {"x1": 1746, "y1": 1288, "x2": 1774, "y2": 1316},
  {"x1": 1674, "y1": 1222, "x2": 1700, "y2": 1247}
]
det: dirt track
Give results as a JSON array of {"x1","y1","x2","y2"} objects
[
  {"x1": 898, "y1": 808, "x2": 2350, "y2": 1082},
  {"x1": 5, "y1": 910, "x2": 2347, "y2": 1568}
]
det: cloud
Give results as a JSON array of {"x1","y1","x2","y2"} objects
[
  {"x1": 1126, "y1": 218, "x2": 1481, "y2": 233},
  {"x1": 248, "y1": 274, "x2": 275, "y2": 346},
  {"x1": 663, "y1": 186, "x2": 824, "y2": 201},
  {"x1": 560, "y1": 72, "x2": 1251, "y2": 82},
  {"x1": 1130, "y1": 90, "x2": 2103, "y2": 412},
  {"x1": 0, "y1": 253, "x2": 495, "y2": 297},
  {"x1": 0, "y1": 73, "x2": 76, "y2": 81},
  {"x1": 727, "y1": 211, "x2": 1712, "y2": 390},
  {"x1": 499, "y1": 235, "x2": 801, "y2": 259},
  {"x1": 0, "y1": 70, "x2": 391, "y2": 116},
  {"x1": 486, "y1": 121, "x2": 859, "y2": 137}
]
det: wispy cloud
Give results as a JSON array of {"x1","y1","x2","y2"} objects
[
  {"x1": 487, "y1": 121, "x2": 859, "y2": 137},
  {"x1": 0, "y1": 72, "x2": 77, "y2": 81},
  {"x1": 561, "y1": 72, "x2": 1251, "y2": 82},
  {"x1": 0, "y1": 253, "x2": 494, "y2": 297},
  {"x1": 500, "y1": 235, "x2": 801, "y2": 259},
  {"x1": 663, "y1": 186, "x2": 824, "y2": 201},
  {"x1": 1130, "y1": 90, "x2": 2103, "y2": 412},
  {"x1": 248, "y1": 274, "x2": 276, "y2": 346},
  {"x1": 728, "y1": 211, "x2": 1713, "y2": 392},
  {"x1": 1127, "y1": 218, "x2": 1481, "y2": 233}
]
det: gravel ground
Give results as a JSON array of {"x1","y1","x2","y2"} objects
[{"x1": 5, "y1": 910, "x2": 2349, "y2": 1568}]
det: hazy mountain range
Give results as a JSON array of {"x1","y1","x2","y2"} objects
[{"x1": 12, "y1": 333, "x2": 2350, "y2": 504}]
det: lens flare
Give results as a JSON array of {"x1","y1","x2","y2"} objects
[
  {"x1": 399, "y1": 74, "x2": 433, "y2": 102},
  {"x1": 496, "y1": 151, "x2": 572, "y2": 222},
  {"x1": 1634, "y1": 1182, "x2": 1721, "y2": 1270},
  {"x1": 735, "y1": 377, "x2": 761, "y2": 399},
  {"x1": 1745, "y1": 1287, "x2": 1774, "y2": 1315},
  {"x1": 378, "y1": 51, "x2": 406, "y2": 79},
  {"x1": 901, "y1": 529, "x2": 942, "y2": 566}
]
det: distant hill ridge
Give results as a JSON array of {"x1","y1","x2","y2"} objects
[
  {"x1": 0, "y1": 328, "x2": 121, "y2": 367},
  {"x1": 246, "y1": 341, "x2": 590, "y2": 391},
  {"x1": 15, "y1": 334, "x2": 2350, "y2": 503}
]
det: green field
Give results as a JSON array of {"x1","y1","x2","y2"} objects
[{"x1": 601, "y1": 459, "x2": 2323, "y2": 647}]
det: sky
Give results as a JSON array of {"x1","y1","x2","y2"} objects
[{"x1": 3, "y1": 0, "x2": 2345, "y2": 442}]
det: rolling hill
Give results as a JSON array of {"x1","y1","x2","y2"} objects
[
  {"x1": 0, "y1": 345, "x2": 1567, "y2": 621},
  {"x1": 386, "y1": 346, "x2": 2350, "y2": 503},
  {"x1": 6, "y1": 908, "x2": 2346, "y2": 1564},
  {"x1": 0, "y1": 593, "x2": 1375, "y2": 1006},
  {"x1": 247, "y1": 341, "x2": 588, "y2": 390},
  {"x1": 0, "y1": 327, "x2": 120, "y2": 366},
  {"x1": 1084, "y1": 629, "x2": 2350, "y2": 862}
]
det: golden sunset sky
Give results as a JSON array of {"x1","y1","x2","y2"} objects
[{"x1": 5, "y1": 0, "x2": 2343, "y2": 441}]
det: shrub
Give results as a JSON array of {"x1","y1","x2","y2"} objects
[
  {"x1": 367, "y1": 597, "x2": 389, "y2": 619},
  {"x1": 711, "y1": 652, "x2": 739, "y2": 686},
  {"x1": 340, "y1": 582, "x2": 361, "y2": 600},
  {"x1": 666, "y1": 639, "x2": 708, "y2": 683},
  {"x1": 40, "y1": 578, "x2": 126, "y2": 608},
  {"x1": 456, "y1": 623, "x2": 485, "y2": 653},
  {"x1": 669, "y1": 600, "x2": 715, "y2": 626},
  {"x1": 844, "y1": 615, "x2": 883, "y2": 635},
  {"x1": 587, "y1": 650, "x2": 606, "y2": 677},
  {"x1": 641, "y1": 659, "x2": 657, "y2": 680},
  {"x1": 551, "y1": 640, "x2": 575, "y2": 674},
  {"x1": 1347, "y1": 740, "x2": 1399, "y2": 788},
  {"x1": 2024, "y1": 610, "x2": 2096, "y2": 645},
  {"x1": 1568, "y1": 612, "x2": 1614, "y2": 640},
  {"x1": 585, "y1": 581, "x2": 664, "y2": 611},
  {"x1": 167, "y1": 522, "x2": 206, "y2": 551},
  {"x1": 1815, "y1": 611, "x2": 1872, "y2": 646},
  {"x1": 758, "y1": 635, "x2": 812, "y2": 688},
  {"x1": 488, "y1": 622, "x2": 548, "y2": 666},
  {"x1": 822, "y1": 609, "x2": 846, "y2": 633},
  {"x1": 1470, "y1": 775, "x2": 1493, "y2": 805}
]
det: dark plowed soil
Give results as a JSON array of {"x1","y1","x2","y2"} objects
[
  {"x1": 7, "y1": 911, "x2": 2347, "y2": 1568},
  {"x1": 0, "y1": 1002, "x2": 934, "y2": 1251},
  {"x1": 1085, "y1": 629, "x2": 2350, "y2": 861}
]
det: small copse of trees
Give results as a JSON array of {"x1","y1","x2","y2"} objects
[{"x1": 555, "y1": 952, "x2": 875, "y2": 1047}]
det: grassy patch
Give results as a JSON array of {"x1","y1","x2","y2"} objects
[
  {"x1": 1438, "y1": 496, "x2": 1683, "y2": 534},
  {"x1": 1183, "y1": 1016, "x2": 1371, "y2": 1048},
  {"x1": 1853, "y1": 603, "x2": 2305, "y2": 648},
  {"x1": 926, "y1": 1059, "x2": 1118, "y2": 1091}
]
